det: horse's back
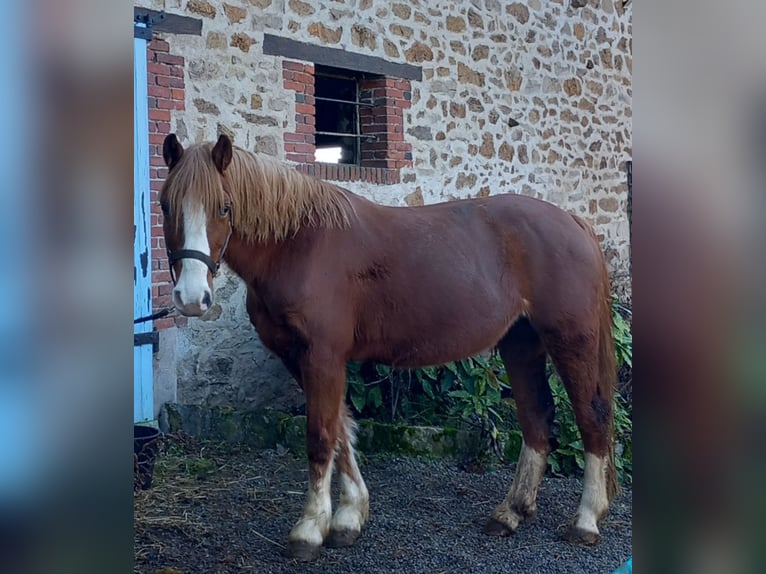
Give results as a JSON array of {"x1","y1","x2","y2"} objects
[{"x1": 368, "y1": 192, "x2": 602, "y2": 295}]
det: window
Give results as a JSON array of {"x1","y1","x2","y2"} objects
[
  {"x1": 314, "y1": 65, "x2": 373, "y2": 165},
  {"x1": 267, "y1": 34, "x2": 421, "y2": 184}
]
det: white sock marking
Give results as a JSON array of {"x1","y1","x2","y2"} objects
[
  {"x1": 331, "y1": 472, "x2": 367, "y2": 533},
  {"x1": 330, "y1": 414, "x2": 369, "y2": 534},
  {"x1": 574, "y1": 452, "x2": 609, "y2": 534},
  {"x1": 289, "y1": 459, "x2": 334, "y2": 546},
  {"x1": 492, "y1": 441, "x2": 547, "y2": 529},
  {"x1": 331, "y1": 432, "x2": 369, "y2": 533}
]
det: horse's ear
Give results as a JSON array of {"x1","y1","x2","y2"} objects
[
  {"x1": 211, "y1": 134, "x2": 233, "y2": 174},
  {"x1": 163, "y1": 134, "x2": 184, "y2": 171}
]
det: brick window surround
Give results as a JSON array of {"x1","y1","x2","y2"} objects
[
  {"x1": 283, "y1": 61, "x2": 413, "y2": 185},
  {"x1": 147, "y1": 37, "x2": 187, "y2": 330}
]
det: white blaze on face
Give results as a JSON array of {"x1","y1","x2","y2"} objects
[{"x1": 172, "y1": 196, "x2": 213, "y2": 316}]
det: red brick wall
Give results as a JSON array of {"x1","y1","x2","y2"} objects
[
  {"x1": 359, "y1": 77, "x2": 412, "y2": 171},
  {"x1": 283, "y1": 61, "x2": 413, "y2": 184},
  {"x1": 147, "y1": 38, "x2": 187, "y2": 330},
  {"x1": 283, "y1": 61, "x2": 316, "y2": 164}
]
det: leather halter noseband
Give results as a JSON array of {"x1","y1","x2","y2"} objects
[{"x1": 167, "y1": 204, "x2": 234, "y2": 285}]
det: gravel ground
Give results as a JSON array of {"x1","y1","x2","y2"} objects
[{"x1": 134, "y1": 438, "x2": 632, "y2": 574}]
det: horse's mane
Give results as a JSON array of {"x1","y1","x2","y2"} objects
[{"x1": 161, "y1": 144, "x2": 351, "y2": 243}]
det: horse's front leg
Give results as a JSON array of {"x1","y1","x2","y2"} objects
[{"x1": 285, "y1": 352, "x2": 345, "y2": 562}]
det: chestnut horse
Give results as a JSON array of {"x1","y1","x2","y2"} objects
[{"x1": 159, "y1": 133, "x2": 618, "y2": 561}]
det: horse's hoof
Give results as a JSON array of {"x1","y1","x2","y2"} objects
[
  {"x1": 563, "y1": 525, "x2": 601, "y2": 546},
  {"x1": 325, "y1": 528, "x2": 361, "y2": 548},
  {"x1": 483, "y1": 518, "x2": 514, "y2": 537},
  {"x1": 284, "y1": 540, "x2": 322, "y2": 562}
]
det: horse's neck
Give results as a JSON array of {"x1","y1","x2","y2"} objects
[
  {"x1": 221, "y1": 235, "x2": 269, "y2": 285},
  {"x1": 222, "y1": 231, "x2": 307, "y2": 287}
]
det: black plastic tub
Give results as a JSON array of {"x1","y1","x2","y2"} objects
[{"x1": 134, "y1": 424, "x2": 161, "y2": 490}]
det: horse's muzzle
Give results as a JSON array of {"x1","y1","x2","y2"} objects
[{"x1": 172, "y1": 286, "x2": 213, "y2": 317}]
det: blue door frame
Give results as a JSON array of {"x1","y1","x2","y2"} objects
[{"x1": 134, "y1": 23, "x2": 154, "y2": 423}]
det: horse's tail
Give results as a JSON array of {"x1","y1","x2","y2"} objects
[{"x1": 571, "y1": 214, "x2": 619, "y2": 502}]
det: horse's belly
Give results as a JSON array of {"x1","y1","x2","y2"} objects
[{"x1": 356, "y1": 315, "x2": 514, "y2": 368}]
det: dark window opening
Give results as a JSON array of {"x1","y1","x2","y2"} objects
[{"x1": 314, "y1": 65, "x2": 377, "y2": 165}]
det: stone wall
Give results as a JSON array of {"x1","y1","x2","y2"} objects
[{"x1": 138, "y1": 0, "x2": 632, "y2": 414}]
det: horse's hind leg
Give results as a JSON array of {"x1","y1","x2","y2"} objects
[
  {"x1": 544, "y1": 323, "x2": 616, "y2": 545},
  {"x1": 285, "y1": 351, "x2": 345, "y2": 562},
  {"x1": 485, "y1": 318, "x2": 554, "y2": 536},
  {"x1": 326, "y1": 403, "x2": 369, "y2": 547}
]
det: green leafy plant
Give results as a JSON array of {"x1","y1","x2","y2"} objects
[
  {"x1": 546, "y1": 371, "x2": 585, "y2": 476},
  {"x1": 346, "y1": 361, "x2": 385, "y2": 416},
  {"x1": 346, "y1": 361, "x2": 456, "y2": 423},
  {"x1": 446, "y1": 354, "x2": 512, "y2": 460},
  {"x1": 612, "y1": 295, "x2": 632, "y2": 369},
  {"x1": 611, "y1": 296, "x2": 633, "y2": 484},
  {"x1": 612, "y1": 392, "x2": 633, "y2": 484}
]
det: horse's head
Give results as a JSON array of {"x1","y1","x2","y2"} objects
[{"x1": 159, "y1": 133, "x2": 235, "y2": 317}]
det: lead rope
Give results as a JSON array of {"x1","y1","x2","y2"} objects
[{"x1": 134, "y1": 306, "x2": 177, "y2": 325}]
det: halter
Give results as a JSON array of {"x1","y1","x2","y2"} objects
[{"x1": 166, "y1": 201, "x2": 234, "y2": 286}]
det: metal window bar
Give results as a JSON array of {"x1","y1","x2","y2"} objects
[
  {"x1": 314, "y1": 96, "x2": 375, "y2": 107},
  {"x1": 314, "y1": 67, "x2": 382, "y2": 163},
  {"x1": 354, "y1": 79, "x2": 362, "y2": 162},
  {"x1": 314, "y1": 131, "x2": 378, "y2": 141}
]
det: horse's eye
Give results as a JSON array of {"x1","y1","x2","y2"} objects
[{"x1": 220, "y1": 204, "x2": 231, "y2": 217}]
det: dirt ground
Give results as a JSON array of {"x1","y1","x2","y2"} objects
[{"x1": 134, "y1": 436, "x2": 632, "y2": 574}]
